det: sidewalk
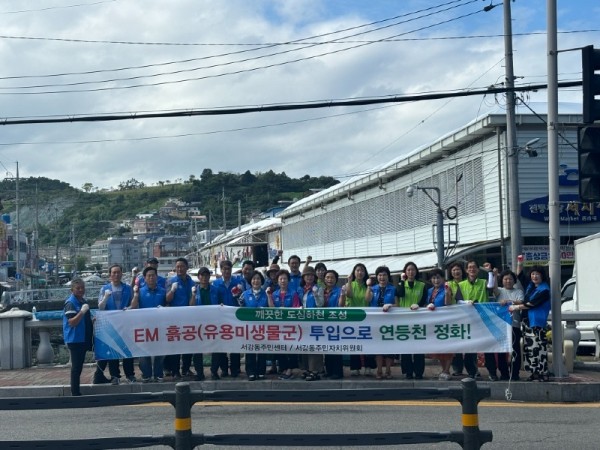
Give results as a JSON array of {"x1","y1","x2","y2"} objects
[{"x1": 1, "y1": 359, "x2": 599, "y2": 402}]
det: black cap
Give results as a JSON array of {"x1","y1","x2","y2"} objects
[
  {"x1": 198, "y1": 267, "x2": 211, "y2": 276},
  {"x1": 146, "y1": 257, "x2": 159, "y2": 264}
]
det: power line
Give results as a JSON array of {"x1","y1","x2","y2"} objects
[
  {"x1": 0, "y1": 3, "x2": 488, "y2": 93},
  {"x1": 0, "y1": 81, "x2": 582, "y2": 126}
]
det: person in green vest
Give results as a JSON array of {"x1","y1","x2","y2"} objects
[
  {"x1": 457, "y1": 259, "x2": 488, "y2": 379},
  {"x1": 342, "y1": 263, "x2": 376, "y2": 376},
  {"x1": 397, "y1": 261, "x2": 428, "y2": 379}
]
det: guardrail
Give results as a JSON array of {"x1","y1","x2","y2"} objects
[
  {"x1": 549, "y1": 311, "x2": 600, "y2": 370},
  {"x1": 0, "y1": 379, "x2": 492, "y2": 450}
]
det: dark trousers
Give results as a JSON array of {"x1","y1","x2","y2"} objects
[
  {"x1": 350, "y1": 355, "x2": 376, "y2": 371},
  {"x1": 400, "y1": 354, "x2": 425, "y2": 377},
  {"x1": 324, "y1": 354, "x2": 344, "y2": 378},
  {"x1": 451, "y1": 353, "x2": 479, "y2": 376},
  {"x1": 245, "y1": 353, "x2": 267, "y2": 377},
  {"x1": 210, "y1": 353, "x2": 241, "y2": 376},
  {"x1": 484, "y1": 353, "x2": 510, "y2": 379},
  {"x1": 68, "y1": 343, "x2": 87, "y2": 396},
  {"x1": 511, "y1": 326, "x2": 523, "y2": 379},
  {"x1": 182, "y1": 353, "x2": 204, "y2": 374},
  {"x1": 96, "y1": 358, "x2": 134, "y2": 379},
  {"x1": 277, "y1": 354, "x2": 298, "y2": 371}
]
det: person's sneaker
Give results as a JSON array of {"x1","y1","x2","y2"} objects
[
  {"x1": 141, "y1": 377, "x2": 152, "y2": 383},
  {"x1": 163, "y1": 370, "x2": 172, "y2": 377},
  {"x1": 248, "y1": 375, "x2": 256, "y2": 381},
  {"x1": 92, "y1": 375, "x2": 111, "y2": 385},
  {"x1": 182, "y1": 370, "x2": 196, "y2": 377},
  {"x1": 211, "y1": 372, "x2": 220, "y2": 380},
  {"x1": 195, "y1": 373, "x2": 206, "y2": 381},
  {"x1": 258, "y1": 374, "x2": 265, "y2": 380},
  {"x1": 351, "y1": 369, "x2": 360, "y2": 376},
  {"x1": 125, "y1": 376, "x2": 137, "y2": 383},
  {"x1": 488, "y1": 375, "x2": 499, "y2": 382},
  {"x1": 110, "y1": 376, "x2": 120, "y2": 385},
  {"x1": 172, "y1": 372, "x2": 182, "y2": 381},
  {"x1": 439, "y1": 372, "x2": 452, "y2": 381},
  {"x1": 364, "y1": 368, "x2": 373, "y2": 376},
  {"x1": 155, "y1": 377, "x2": 164, "y2": 383}
]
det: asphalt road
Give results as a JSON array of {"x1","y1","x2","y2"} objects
[{"x1": 2, "y1": 400, "x2": 599, "y2": 449}]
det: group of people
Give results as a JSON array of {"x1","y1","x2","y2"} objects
[{"x1": 63, "y1": 253, "x2": 552, "y2": 396}]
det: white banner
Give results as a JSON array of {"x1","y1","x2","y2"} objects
[{"x1": 93, "y1": 304, "x2": 512, "y2": 360}]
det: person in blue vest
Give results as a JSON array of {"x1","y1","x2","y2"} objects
[
  {"x1": 240, "y1": 270, "x2": 269, "y2": 380},
  {"x1": 94, "y1": 264, "x2": 135, "y2": 385},
  {"x1": 164, "y1": 257, "x2": 195, "y2": 380},
  {"x1": 287, "y1": 255, "x2": 303, "y2": 293},
  {"x1": 323, "y1": 269, "x2": 345, "y2": 379},
  {"x1": 130, "y1": 266, "x2": 167, "y2": 382},
  {"x1": 132, "y1": 257, "x2": 166, "y2": 290},
  {"x1": 210, "y1": 259, "x2": 244, "y2": 379},
  {"x1": 366, "y1": 265, "x2": 400, "y2": 379},
  {"x1": 189, "y1": 266, "x2": 221, "y2": 381},
  {"x1": 63, "y1": 278, "x2": 93, "y2": 396}
]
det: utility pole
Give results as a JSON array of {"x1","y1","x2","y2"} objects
[
  {"x1": 504, "y1": 0, "x2": 521, "y2": 269},
  {"x1": 546, "y1": 0, "x2": 568, "y2": 378},
  {"x1": 238, "y1": 200, "x2": 242, "y2": 230},
  {"x1": 222, "y1": 187, "x2": 226, "y2": 234}
]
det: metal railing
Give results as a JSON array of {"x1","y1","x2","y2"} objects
[{"x1": 0, "y1": 379, "x2": 492, "y2": 450}]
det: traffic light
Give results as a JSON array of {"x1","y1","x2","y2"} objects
[
  {"x1": 582, "y1": 45, "x2": 600, "y2": 124},
  {"x1": 578, "y1": 125, "x2": 600, "y2": 202}
]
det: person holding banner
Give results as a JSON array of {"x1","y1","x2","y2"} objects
[
  {"x1": 514, "y1": 262, "x2": 551, "y2": 382},
  {"x1": 366, "y1": 265, "x2": 400, "y2": 380},
  {"x1": 342, "y1": 263, "x2": 377, "y2": 377},
  {"x1": 241, "y1": 270, "x2": 269, "y2": 381},
  {"x1": 457, "y1": 260, "x2": 488, "y2": 379},
  {"x1": 323, "y1": 269, "x2": 345, "y2": 380},
  {"x1": 299, "y1": 266, "x2": 325, "y2": 381},
  {"x1": 267, "y1": 269, "x2": 301, "y2": 380},
  {"x1": 424, "y1": 268, "x2": 454, "y2": 381},
  {"x1": 165, "y1": 257, "x2": 195, "y2": 380},
  {"x1": 130, "y1": 266, "x2": 167, "y2": 382},
  {"x1": 95, "y1": 264, "x2": 136, "y2": 385},
  {"x1": 211, "y1": 259, "x2": 244, "y2": 379},
  {"x1": 447, "y1": 261, "x2": 469, "y2": 377},
  {"x1": 493, "y1": 269, "x2": 524, "y2": 381},
  {"x1": 188, "y1": 266, "x2": 220, "y2": 381},
  {"x1": 396, "y1": 261, "x2": 428, "y2": 380},
  {"x1": 63, "y1": 278, "x2": 93, "y2": 396}
]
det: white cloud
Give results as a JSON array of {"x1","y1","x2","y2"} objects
[{"x1": 0, "y1": 0, "x2": 598, "y2": 189}]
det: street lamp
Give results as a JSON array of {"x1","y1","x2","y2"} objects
[{"x1": 407, "y1": 185, "x2": 445, "y2": 269}]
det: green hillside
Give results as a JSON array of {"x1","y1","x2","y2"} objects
[{"x1": 0, "y1": 171, "x2": 338, "y2": 247}]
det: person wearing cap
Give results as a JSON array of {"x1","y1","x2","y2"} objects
[
  {"x1": 299, "y1": 266, "x2": 325, "y2": 381},
  {"x1": 132, "y1": 257, "x2": 166, "y2": 290},
  {"x1": 263, "y1": 263, "x2": 280, "y2": 291}
]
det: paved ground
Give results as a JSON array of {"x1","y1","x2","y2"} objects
[{"x1": 1, "y1": 358, "x2": 599, "y2": 402}]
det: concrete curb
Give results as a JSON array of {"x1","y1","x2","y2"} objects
[{"x1": 2, "y1": 377, "x2": 599, "y2": 402}]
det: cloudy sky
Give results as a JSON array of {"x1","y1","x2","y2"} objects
[{"x1": 0, "y1": 0, "x2": 598, "y2": 190}]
